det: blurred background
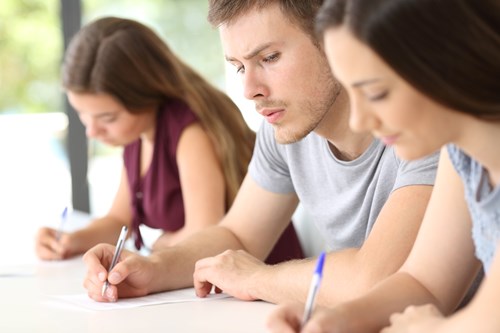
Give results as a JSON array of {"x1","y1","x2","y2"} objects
[{"x1": 0, "y1": 0, "x2": 320, "y2": 265}]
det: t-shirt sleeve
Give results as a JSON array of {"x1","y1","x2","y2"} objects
[
  {"x1": 392, "y1": 149, "x2": 440, "y2": 191},
  {"x1": 248, "y1": 122, "x2": 295, "y2": 194}
]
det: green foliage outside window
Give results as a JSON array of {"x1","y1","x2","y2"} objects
[
  {"x1": 0, "y1": 0, "x2": 62, "y2": 114},
  {"x1": 0, "y1": 0, "x2": 224, "y2": 115}
]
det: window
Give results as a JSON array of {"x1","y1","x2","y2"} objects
[
  {"x1": 0, "y1": 0, "x2": 69, "y2": 220},
  {"x1": 0, "y1": 0, "x2": 226, "y2": 218}
]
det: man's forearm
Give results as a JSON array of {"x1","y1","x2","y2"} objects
[
  {"x1": 149, "y1": 225, "x2": 245, "y2": 293},
  {"x1": 249, "y1": 257, "x2": 317, "y2": 304},
  {"x1": 250, "y1": 248, "x2": 398, "y2": 306}
]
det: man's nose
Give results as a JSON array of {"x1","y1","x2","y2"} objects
[{"x1": 242, "y1": 68, "x2": 269, "y2": 101}]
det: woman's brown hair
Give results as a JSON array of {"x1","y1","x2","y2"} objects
[
  {"x1": 316, "y1": 0, "x2": 500, "y2": 118},
  {"x1": 63, "y1": 17, "x2": 255, "y2": 207}
]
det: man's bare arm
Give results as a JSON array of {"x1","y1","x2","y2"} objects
[
  {"x1": 149, "y1": 174, "x2": 299, "y2": 293},
  {"x1": 243, "y1": 184, "x2": 433, "y2": 306}
]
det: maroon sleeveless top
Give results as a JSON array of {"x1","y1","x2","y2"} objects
[{"x1": 124, "y1": 99, "x2": 304, "y2": 263}]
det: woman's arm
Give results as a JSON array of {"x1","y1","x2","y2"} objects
[
  {"x1": 267, "y1": 148, "x2": 482, "y2": 333},
  {"x1": 153, "y1": 123, "x2": 226, "y2": 249},
  {"x1": 382, "y1": 241, "x2": 500, "y2": 333},
  {"x1": 65, "y1": 167, "x2": 133, "y2": 256}
]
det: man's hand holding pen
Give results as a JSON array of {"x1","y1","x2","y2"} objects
[{"x1": 82, "y1": 242, "x2": 156, "y2": 302}]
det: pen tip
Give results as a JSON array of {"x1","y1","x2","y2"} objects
[
  {"x1": 101, "y1": 282, "x2": 108, "y2": 297},
  {"x1": 315, "y1": 251, "x2": 326, "y2": 275}
]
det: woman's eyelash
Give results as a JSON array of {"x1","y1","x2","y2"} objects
[
  {"x1": 368, "y1": 91, "x2": 389, "y2": 101},
  {"x1": 103, "y1": 116, "x2": 118, "y2": 123}
]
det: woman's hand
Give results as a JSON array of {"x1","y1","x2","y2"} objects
[{"x1": 381, "y1": 304, "x2": 445, "y2": 333}]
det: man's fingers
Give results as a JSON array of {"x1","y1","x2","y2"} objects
[{"x1": 193, "y1": 256, "x2": 220, "y2": 297}]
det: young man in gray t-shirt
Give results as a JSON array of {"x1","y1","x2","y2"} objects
[
  {"x1": 81, "y1": 0, "x2": 439, "y2": 307},
  {"x1": 251, "y1": 121, "x2": 437, "y2": 252}
]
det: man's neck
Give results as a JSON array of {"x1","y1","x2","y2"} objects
[{"x1": 314, "y1": 89, "x2": 374, "y2": 161}]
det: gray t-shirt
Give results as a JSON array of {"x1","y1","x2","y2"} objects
[
  {"x1": 249, "y1": 121, "x2": 439, "y2": 251},
  {"x1": 448, "y1": 144, "x2": 500, "y2": 274}
]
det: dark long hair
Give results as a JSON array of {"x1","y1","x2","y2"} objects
[
  {"x1": 316, "y1": 0, "x2": 500, "y2": 118},
  {"x1": 63, "y1": 17, "x2": 256, "y2": 208}
]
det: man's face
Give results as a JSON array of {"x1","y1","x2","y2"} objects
[{"x1": 219, "y1": 3, "x2": 339, "y2": 144}]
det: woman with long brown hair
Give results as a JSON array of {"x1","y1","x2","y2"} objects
[
  {"x1": 268, "y1": 0, "x2": 500, "y2": 331},
  {"x1": 36, "y1": 17, "x2": 303, "y2": 262}
]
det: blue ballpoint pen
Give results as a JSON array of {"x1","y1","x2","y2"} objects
[
  {"x1": 56, "y1": 206, "x2": 68, "y2": 241},
  {"x1": 101, "y1": 226, "x2": 128, "y2": 297},
  {"x1": 302, "y1": 251, "x2": 326, "y2": 327}
]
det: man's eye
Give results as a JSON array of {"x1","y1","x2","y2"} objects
[
  {"x1": 236, "y1": 65, "x2": 245, "y2": 74},
  {"x1": 263, "y1": 53, "x2": 279, "y2": 63}
]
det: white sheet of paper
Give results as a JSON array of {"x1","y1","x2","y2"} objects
[
  {"x1": 48, "y1": 288, "x2": 231, "y2": 311},
  {"x1": 0, "y1": 264, "x2": 36, "y2": 277}
]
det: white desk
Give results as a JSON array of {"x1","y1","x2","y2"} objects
[
  {"x1": 0, "y1": 210, "x2": 275, "y2": 332},
  {"x1": 0, "y1": 257, "x2": 275, "y2": 332}
]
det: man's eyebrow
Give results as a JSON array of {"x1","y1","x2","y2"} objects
[
  {"x1": 352, "y1": 78, "x2": 382, "y2": 88},
  {"x1": 225, "y1": 42, "x2": 274, "y2": 62}
]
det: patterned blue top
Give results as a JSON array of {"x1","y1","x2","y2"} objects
[{"x1": 447, "y1": 144, "x2": 500, "y2": 274}]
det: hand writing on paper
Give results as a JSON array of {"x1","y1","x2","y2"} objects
[
  {"x1": 36, "y1": 227, "x2": 80, "y2": 260},
  {"x1": 266, "y1": 302, "x2": 304, "y2": 333},
  {"x1": 193, "y1": 249, "x2": 266, "y2": 301},
  {"x1": 381, "y1": 304, "x2": 445, "y2": 333},
  {"x1": 267, "y1": 302, "x2": 345, "y2": 333},
  {"x1": 82, "y1": 243, "x2": 155, "y2": 302}
]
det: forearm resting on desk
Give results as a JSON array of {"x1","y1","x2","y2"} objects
[
  {"x1": 247, "y1": 248, "x2": 403, "y2": 306},
  {"x1": 72, "y1": 217, "x2": 127, "y2": 251},
  {"x1": 36, "y1": 216, "x2": 126, "y2": 260},
  {"x1": 84, "y1": 225, "x2": 246, "y2": 302},
  {"x1": 307, "y1": 273, "x2": 440, "y2": 333}
]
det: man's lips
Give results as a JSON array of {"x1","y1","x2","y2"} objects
[{"x1": 259, "y1": 108, "x2": 285, "y2": 124}]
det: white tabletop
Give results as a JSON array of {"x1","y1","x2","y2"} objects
[
  {"x1": 0, "y1": 256, "x2": 276, "y2": 333},
  {"x1": 0, "y1": 210, "x2": 275, "y2": 333}
]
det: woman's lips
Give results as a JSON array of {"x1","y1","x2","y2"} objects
[{"x1": 380, "y1": 134, "x2": 399, "y2": 145}]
